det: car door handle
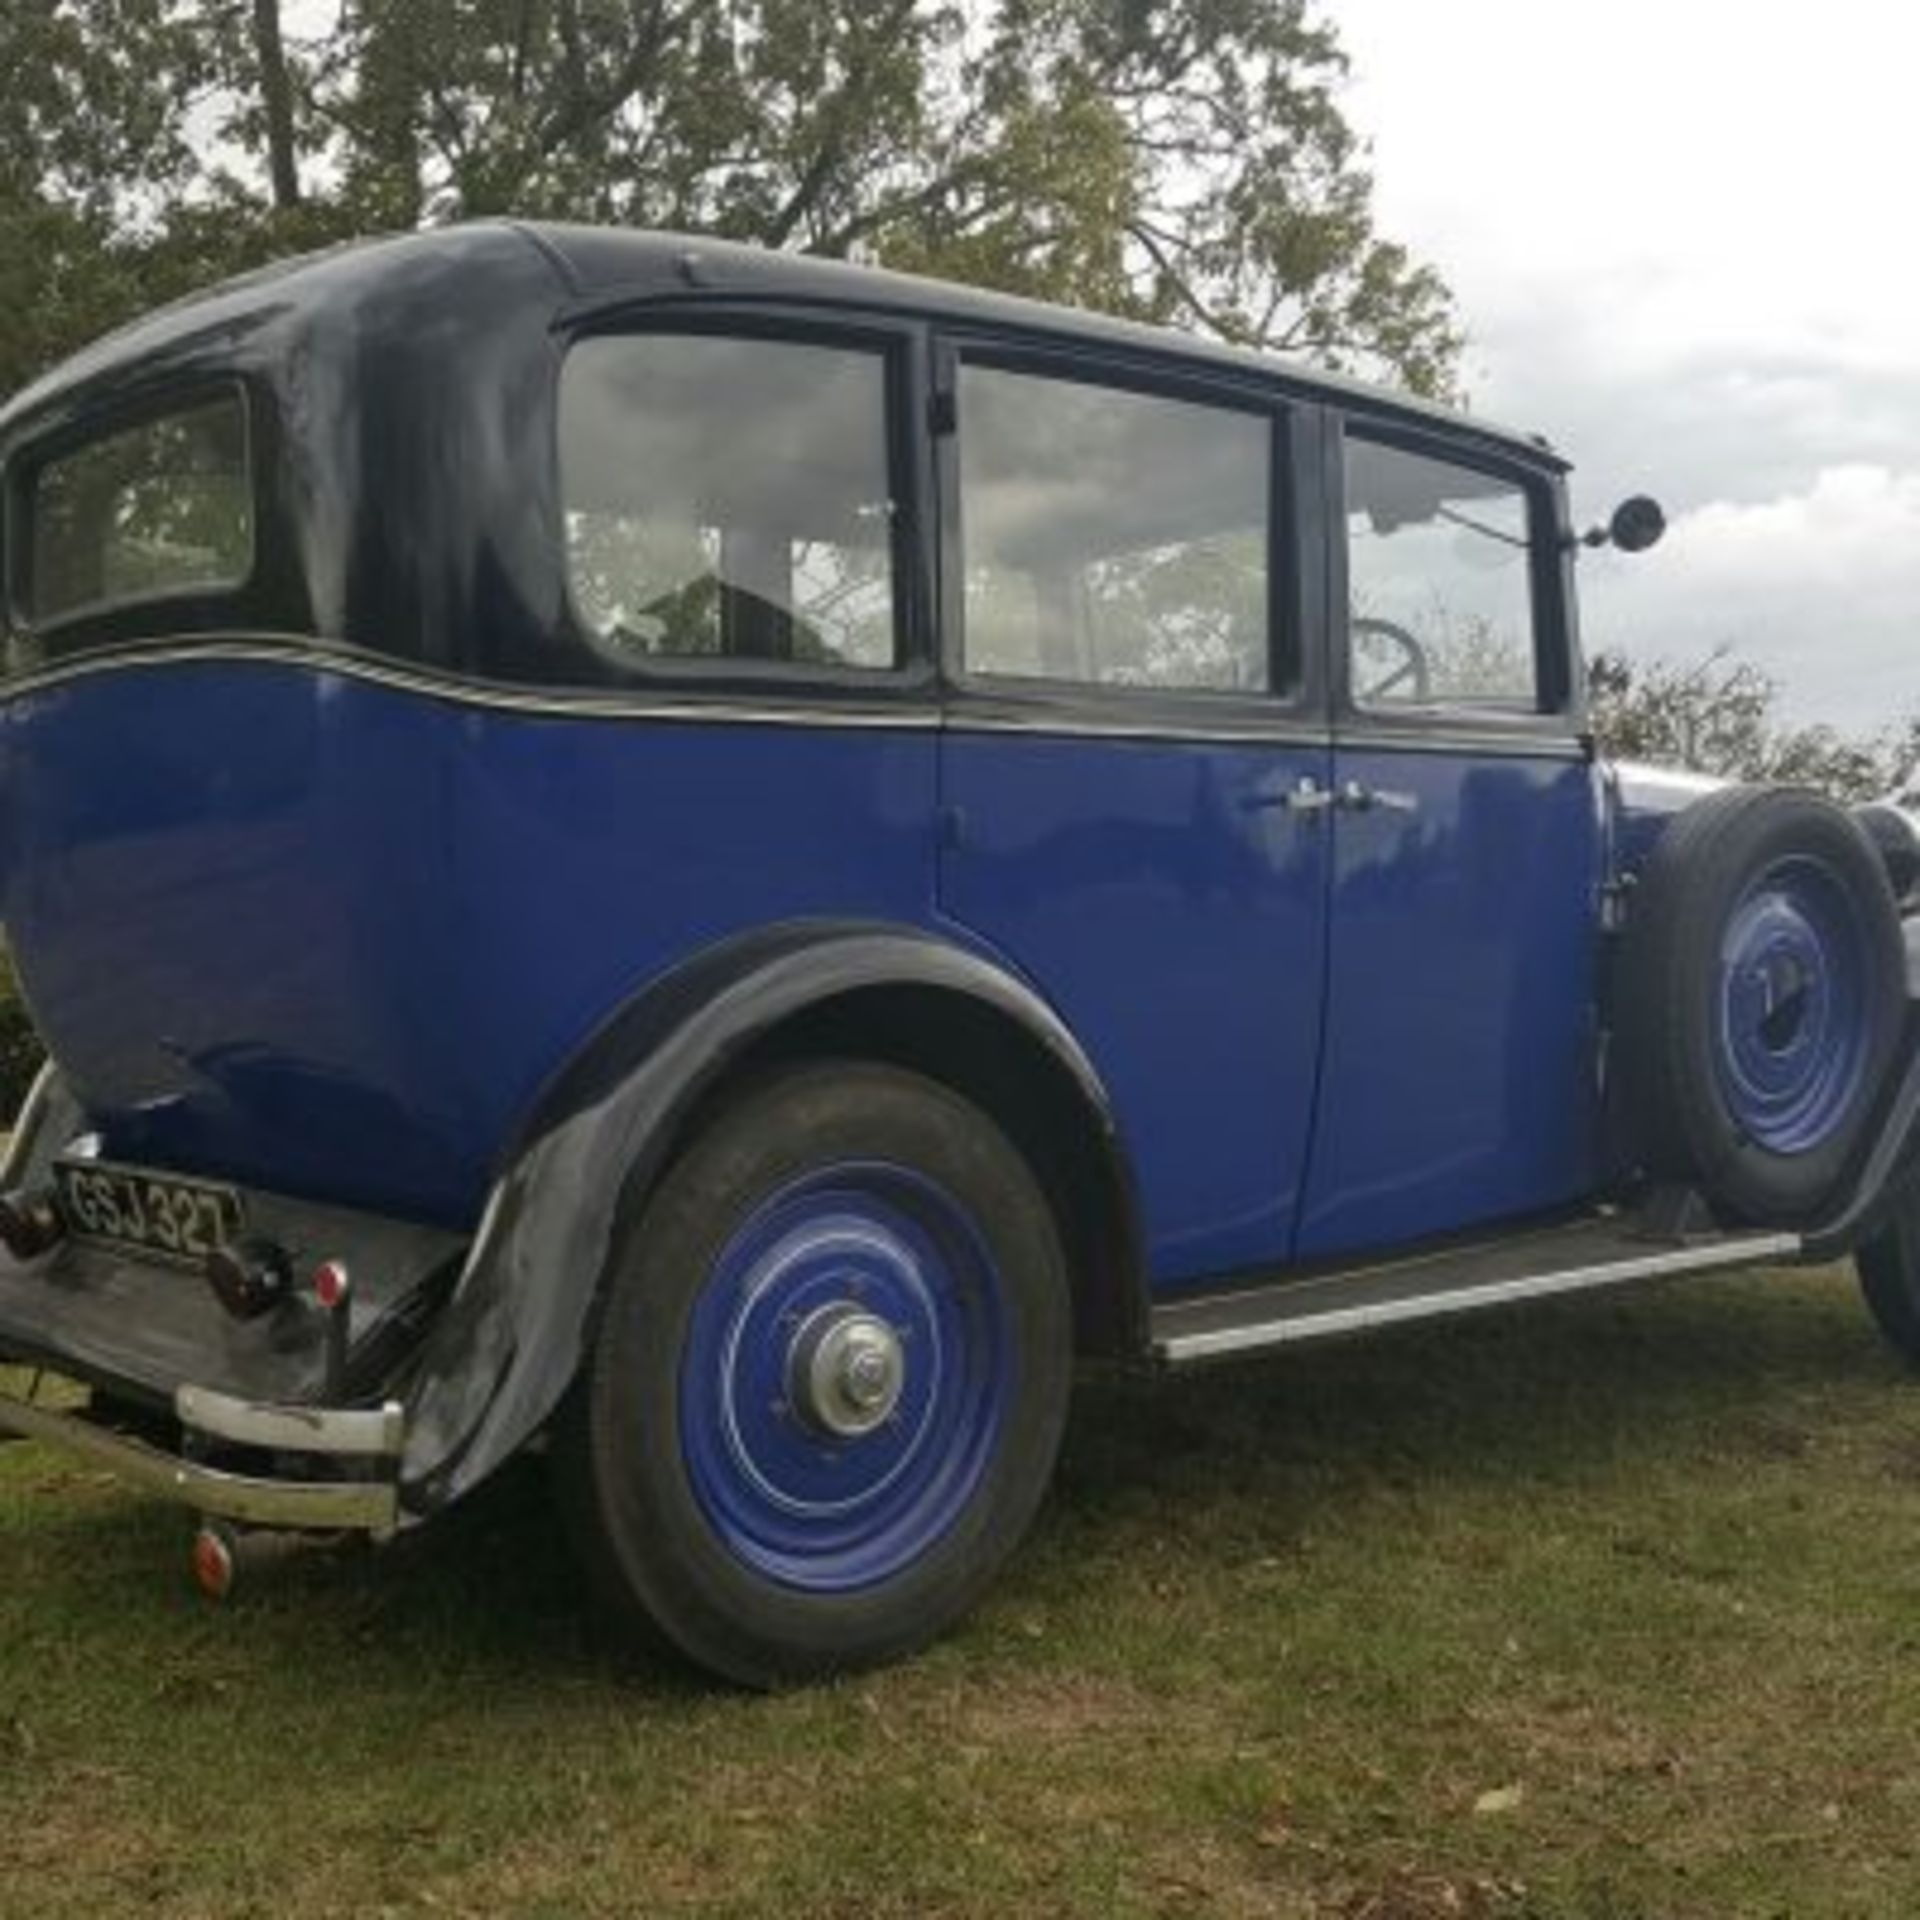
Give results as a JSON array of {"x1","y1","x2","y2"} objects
[
  {"x1": 1338, "y1": 780, "x2": 1419, "y2": 815},
  {"x1": 1244, "y1": 775, "x2": 1336, "y2": 815}
]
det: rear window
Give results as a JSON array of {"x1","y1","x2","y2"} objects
[{"x1": 20, "y1": 393, "x2": 253, "y2": 627}]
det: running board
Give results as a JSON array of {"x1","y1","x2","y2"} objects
[{"x1": 1151, "y1": 1215, "x2": 1802, "y2": 1365}]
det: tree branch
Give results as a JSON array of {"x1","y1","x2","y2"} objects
[
  {"x1": 1127, "y1": 218, "x2": 1257, "y2": 345},
  {"x1": 537, "y1": 0, "x2": 695, "y2": 160},
  {"x1": 760, "y1": 1, "x2": 918, "y2": 248},
  {"x1": 250, "y1": 0, "x2": 301, "y2": 209}
]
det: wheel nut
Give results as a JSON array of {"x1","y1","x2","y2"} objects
[{"x1": 787, "y1": 1304, "x2": 906, "y2": 1438}]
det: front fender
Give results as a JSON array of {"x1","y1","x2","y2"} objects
[{"x1": 396, "y1": 919, "x2": 1141, "y2": 1513}]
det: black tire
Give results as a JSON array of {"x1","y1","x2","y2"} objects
[
  {"x1": 1615, "y1": 785, "x2": 1905, "y2": 1225},
  {"x1": 1858, "y1": 1182, "x2": 1920, "y2": 1366},
  {"x1": 556, "y1": 1061, "x2": 1072, "y2": 1687}
]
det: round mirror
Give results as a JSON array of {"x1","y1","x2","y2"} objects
[{"x1": 1609, "y1": 495, "x2": 1667, "y2": 554}]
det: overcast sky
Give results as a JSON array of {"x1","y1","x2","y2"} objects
[{"x1": 1334, "y1": 0, "x2": 1919, "y2": 733}]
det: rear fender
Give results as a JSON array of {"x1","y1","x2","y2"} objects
[
  {"x1": 2, "y1": 1063, "x2": 85, "y2": 1192},
  {"x1": 398, "y1": 920, "x2": 1144, "y2": 1513}
]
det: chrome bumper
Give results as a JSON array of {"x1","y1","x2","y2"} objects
[{"x1": 0, "y1": 1375, "x2": 403, "y2": 1535}]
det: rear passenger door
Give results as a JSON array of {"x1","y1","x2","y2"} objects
[
  {"x1": 934, "y1": 346, "x2": 1333, "y2": 1287},
  {"x1": 1293, "y1": 423, "x2": 1606, "y2": 1260}
]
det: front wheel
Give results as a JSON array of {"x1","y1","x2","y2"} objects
[
  {"x1": 1857, "y1": 1181, "x2": 1920, "y2": 1366},
  {"x1": 558, "y1": 1061, "x2": 1072, "y2": 1687}
]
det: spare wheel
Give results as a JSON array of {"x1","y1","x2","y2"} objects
[{"x1": 1614, "y1": 785, "x2": 1906, "y2": 1226}]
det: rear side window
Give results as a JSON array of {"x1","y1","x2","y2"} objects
[
  {"x1": 957, "y1": 365, "x2": 1274, "y2": 695},
  {"x1": 559, "y1": 334, "x2": 900, "y2": 673},
  {"x1": 22, "y1": 393, "x2": 253, "y2": 627}
]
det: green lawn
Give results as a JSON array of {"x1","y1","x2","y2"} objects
[{"x1": 7, "y1": 1266, "x2": 1920, "y2": 1917}]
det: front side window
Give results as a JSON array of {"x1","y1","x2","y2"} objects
[
  {"x1": 958, "y1": 365, "x2": 1273, "y2": 695},
  {"x1": 559, "y1": 334, "x2": 900, "y2": 673},
  {"x1": 1344, "y1": 437, "x2": 1541, "y2": 713},
  {"x1": 23, "y1": 393, "x2": 253, "y2": 627}
]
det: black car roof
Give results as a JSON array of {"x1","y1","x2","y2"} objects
[{"x1": 0, "y1": 220, "x2": 1562, "y2": 472}]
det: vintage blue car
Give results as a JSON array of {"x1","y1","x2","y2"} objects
[{"x1": 1, "y1": 225, "x2": 1916, "y2": 1685}]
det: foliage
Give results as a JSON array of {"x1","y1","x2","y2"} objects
[
  {"x1": 0, "y1": 944, "x2": 45, "y2": 1116},
  {"x1": 0, "y1": 1, "x2": 1461, "y2": 403},
  {"x1": 1589, "y1": 646, "x2": 1919, "y2": 803}
]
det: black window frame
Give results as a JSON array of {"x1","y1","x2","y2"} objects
[
  {"x1": 5, "y1": 375, "x2": 260, "y2": 640},
  {"x1": 935, "y1": 331, "x2": 1325, "y2": 737},
  {"x1": 1328, "y1": 409, "x2": 1584, "y2": 745},
  {"x1": 552, "y1": 306, "x2": 937, "y2": 700}
]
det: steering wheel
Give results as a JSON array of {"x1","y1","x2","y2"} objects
[{"x1": 1350, "y1": 615, "x2": 1433, "y2": 706}]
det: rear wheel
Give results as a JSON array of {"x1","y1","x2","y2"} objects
[{"x1": 558, "y1": 1061, "x2": 1072, "y2": 1687}]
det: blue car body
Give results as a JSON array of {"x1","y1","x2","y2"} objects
[{"x1": 0, "y1": 225, "x2": 1911, "y2": 1543}]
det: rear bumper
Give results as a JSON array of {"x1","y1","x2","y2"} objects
[
  {"x1": 0, "y1": 1374, "x2": 403, "y2": 1533},
  {"x1": 0, "y1": 1061, "x2": 459, "y2": 1531},
  {"x1": 0, "y1": 1060, "x2": 465, "y2": 1406}
]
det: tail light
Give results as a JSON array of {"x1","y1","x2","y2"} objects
[{"x1": 0, "y1": 1187, "x2": 64, "y2": 1260}]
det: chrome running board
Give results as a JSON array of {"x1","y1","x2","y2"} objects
[{"x1": 1152, "y1": 1214, "x2": 1802, "y2": 1366}]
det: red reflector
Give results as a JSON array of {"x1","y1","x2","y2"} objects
[
  {"x1": 312, "y1": 1260, "x2": 350, "y2": 1311},
  {"x1": 191, "y1": 1526, "x2": 235, "y2": 1602}
]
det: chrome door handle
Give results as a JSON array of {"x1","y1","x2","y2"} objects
[
  {"x1": 1338, "y1": 780, "x2": 1419, "y2": 815},
  {"x1": 1242, "y1": 775, "x2": 1335, "y2": 815}
]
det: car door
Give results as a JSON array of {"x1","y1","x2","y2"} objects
[
  {"x1": 934, "y1": 346, "x2": 1333, "y2": 1287},
  {"x1": 1293, "y1": 419, "x2": 1606, "y2": 1261}
]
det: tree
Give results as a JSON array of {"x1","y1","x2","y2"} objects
[
  {"x1": 1588, "y1": 647, "x2": 1917, "y2": 803},
  {"x1": 0, "y1": 1, "x2": 1460, "y2": 400}
]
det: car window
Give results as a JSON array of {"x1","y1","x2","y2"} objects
[
  {"x1": 23, "y1": 393, "x2": 253, "y2": 626},
  {"x1": 559, "y1": 334, "x2": 899, "y2": 672},
  {"x1": 958, "y1": 365, "x2": 1273, "y2": 695},
  {"x1": 1344, "y1": 436, "x2": 1540, "y2": 713}
]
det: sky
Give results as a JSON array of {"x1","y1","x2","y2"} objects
[{"x1": 1333, "y1": 0, "x2": 1920, "y2": 734}]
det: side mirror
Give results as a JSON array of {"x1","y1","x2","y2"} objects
[
  {"x1": 1580, "y1": 494, "x2": 1667, "y2": 554},
  {"x1": 1609, "y1": 495, "x2": 1667, "y2": 553}
]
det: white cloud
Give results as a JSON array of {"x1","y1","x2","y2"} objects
[
  {"x1": 1582, "y1": 466, "x2": 1920, "y2": 730},
  {"x1": 1331, "y1": 0, "x2": 1920, "y2": 729}
]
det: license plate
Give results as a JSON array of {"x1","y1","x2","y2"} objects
[{"x1": 53, "y1": 1158, "x2": 244, "y2": 1265}]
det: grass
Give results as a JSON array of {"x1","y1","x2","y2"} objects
[{"x1": 8, "y1": 1265, "x2": 1920, "y2": 1916}]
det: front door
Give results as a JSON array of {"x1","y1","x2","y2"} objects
[
  {"x1": 1296, "y1": 426, "x2": 1606, "y2": 1260},
  {"x1": 935, "y1": 350, "x2": 1332, "y2": 1287}
]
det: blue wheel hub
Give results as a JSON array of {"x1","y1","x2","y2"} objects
[
  {"x1": 678, "y1": 1162, "x2": 1013, "y2": 1593},
  {"x1": 1716, "y1": 856, "x2": 1872, "y2": 1154}
]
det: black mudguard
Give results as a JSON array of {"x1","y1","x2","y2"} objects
[{"x1": 398, "y1": 919, "x2": 1144, "y2": 1514}]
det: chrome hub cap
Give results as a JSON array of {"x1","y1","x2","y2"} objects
[{"x1": 788, "y1": 1303, "x2": 906, "y2": 1438}]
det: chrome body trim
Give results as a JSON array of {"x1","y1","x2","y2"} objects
[
  {"x1": 943, "y1": 710, "x2": 1328, "y2": 748},
  {"x1": 1153, "y1": 1230, "x2": 1802, "y2": 1365},
  {"x1": 1331, "y1": 725, "x2": 1589, "y2": 761},
  {"x1": 174, "y1": 1384, "x2": 405, "y2": 1458},
  {"x1": 0, "y1": 1382, "x2": 400, "y2": 1533},
  {"x1": 0, "y1": 635, "x2": 940, "y2": 730},
  {"x1": 0, "y1": 635, "x2": 1604, "y2": 759}
]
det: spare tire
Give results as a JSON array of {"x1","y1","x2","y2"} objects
[{"x1": 1615, "y1": 785, "x2": 1906, "y2": 1226}]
